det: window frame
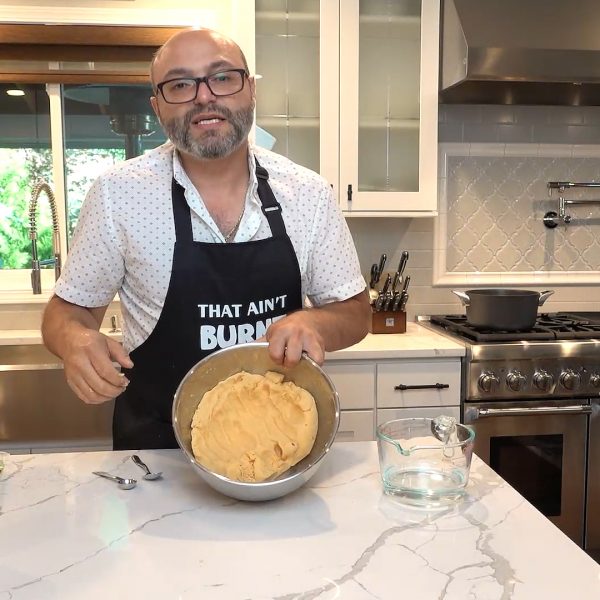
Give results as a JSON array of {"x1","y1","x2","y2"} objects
[{"x1": 0, "y1": 25, "x2": 185, "y2": 298}]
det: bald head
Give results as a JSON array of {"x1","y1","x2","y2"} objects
[{"x1": 150, "y1": 28, "x2": 249, "y2": 90}]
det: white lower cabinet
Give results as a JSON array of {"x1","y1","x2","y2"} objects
[
  {"x1": 377, "y1": 406, "x2": 461, "y2": 426},
  {"x1": 324, "y1": 356, "x2": 462, "y2": 442},
  {"x1": 377, "y1": 359, "x2": 461, "y2": 409},
  {"x1": 337, "y1": 410, "x2": 374, "y2": 442},
  {"x1": 322, "y1": 362, "x2": 375, "y2": 410}
]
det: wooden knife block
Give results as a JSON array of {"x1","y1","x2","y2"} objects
[{"x1": 369, "y1": 309, "x2": 406, "y2": 334}]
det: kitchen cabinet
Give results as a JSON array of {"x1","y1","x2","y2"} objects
[
  {"x1": 255, "y1": 0, "x2": 439, "y2": 215},
  {"x1": 0, "y1": 345, "x2": 113, "y2": 454},
  {"x1": 337, "y1": 410, "x2": 374, "y2": 442},
  {"x1": 377, "y1": 359, "x2": 461, "y2": 409},
  {"x1": 323, "y1": 361, "x2": 375, "y2": 441},
  {"x1": 340, "y1": 0, "x2": 439, "y2": 214},
  {"x1": 324, "y1": 355, "x2": 461, "y2": 441},
  {"x1": 377, "y1": 405, "x2": 460, "y2": 425}
]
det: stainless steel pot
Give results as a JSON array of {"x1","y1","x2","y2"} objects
[{"x1": 452, "y1": 289, "x2": 554, "y2": 331}]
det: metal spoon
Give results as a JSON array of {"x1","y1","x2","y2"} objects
[
  {"x1": 131, "y1": 455, "x2": 163, "y2": 480},
  {"x1": 430, "y1": 415, "x2": 458, "y2": 459},
  {"x1": 430, "y1": 415, "x2": 457, "y2": 444},
  {"x1": 93, "y1": 471, "x2": 137, "y2": 490}
]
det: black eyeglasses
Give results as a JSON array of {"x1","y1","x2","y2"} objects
[{"x1": 156, "y1": 69, "x2": 248, "y2": 104}]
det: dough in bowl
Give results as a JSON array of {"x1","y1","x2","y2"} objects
[{"x1": 191, "y1": 370, "x2": 318, "y2": 483}]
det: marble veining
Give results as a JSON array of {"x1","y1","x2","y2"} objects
[{"x1": 1, "y1": 443, "x2": 597, "y2": 599}]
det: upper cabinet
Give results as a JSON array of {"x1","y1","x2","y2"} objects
[
  {"x1": 340, "y1": 0, "x2": 439, "y2": 215},
  {"x1": 254, "y1": 0, "x2": 338, "y2": 192},
  {"x1": 255, "y1": 0, "x2": 440, "y2": 216}
]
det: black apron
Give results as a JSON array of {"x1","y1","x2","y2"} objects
[{"x1": 112, "y1": 162, "x2": 303, "y2": 450}]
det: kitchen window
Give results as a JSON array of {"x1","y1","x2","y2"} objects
[{"x1": 0, "y1": 24, "x2": 179, "y2": 295}]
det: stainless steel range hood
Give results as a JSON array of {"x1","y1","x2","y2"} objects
[{"x1": 440, "y1": 0, "x2": 600, "y2": 105}]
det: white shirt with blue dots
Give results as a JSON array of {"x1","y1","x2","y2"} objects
[{"x1": 55, "y1": 142, "x2": 366, "y2": 352}]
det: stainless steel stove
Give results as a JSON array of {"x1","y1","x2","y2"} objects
[
  {"x1": 425, "y1": 312, "x2": 600, "y2": 401},
  {"x1": 419, "y1": 312, "x2": 600, "y2": 559}
]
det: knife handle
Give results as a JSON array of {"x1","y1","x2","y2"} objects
[
  {"x1": 377, "y1": 254, "x2": 387, "y2": 282},
  {"x1": 381, "y1": 273, "x2": 392, "y2": 295},
  {"x1": 397, "y1": 250, "x2": 409, "y2": 275},
  {"x1": 400, "y1": 292, "x2": 409, "y2": 312}
]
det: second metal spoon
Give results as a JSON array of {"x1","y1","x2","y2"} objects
[
  {"x1": 131, "y1": 455, "x2": 163, "y2": 480},
  {"x1": 93, "y1": 471, "x2": 137, "y2": 490}
]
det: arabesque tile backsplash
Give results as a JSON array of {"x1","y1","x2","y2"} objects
[{"x1": 439, "y1": 146, "x2": 600, "y2": 280}]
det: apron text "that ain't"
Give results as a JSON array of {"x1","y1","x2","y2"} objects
[{"x1": 198, "y1": 295, "x2": 288, "y2": 350}]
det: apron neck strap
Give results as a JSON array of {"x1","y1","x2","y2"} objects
[
  {"x1": 254, "y1": 158, "x2": 286, "y2": 237},
  {"x1": 171, "y1": 156, "x2": 287, "y2": 241}
]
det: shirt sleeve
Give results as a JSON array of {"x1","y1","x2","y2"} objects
[
  {"x1": 54, "y1": 175, "x2": 125, "y2": 307},
  {"x1": 305, "y1": 182, "x2": 366, "y2": 306}
]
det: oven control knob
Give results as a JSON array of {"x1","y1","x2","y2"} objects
[
  {"x1": 559, "y1": 369, "x2": 581, "y2": 391},
  {"x1": 478, "y1": 372, "x2": 500, "y2": 393},
  {"x1": 506, "y1": 370, "x2": 527, "y2": 392},
  {"x1": 590, "y1": 373, "x2": 600, "y2": 389},
  {"x1": 533, "y1": 370, "x2": 554, "y2": 392}
]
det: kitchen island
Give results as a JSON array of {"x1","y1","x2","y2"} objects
[{"x1": 1, "y1": 442, "x2": 597, "y2": 599}]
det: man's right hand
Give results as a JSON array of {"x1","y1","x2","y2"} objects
[{"x1": 62, "y1": 329, "x2": 133, "y2": 404}]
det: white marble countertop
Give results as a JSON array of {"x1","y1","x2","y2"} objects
[
  {"x1": 0, "y1": 323, "x2": 466, "y2": 359},
  {"x1": 325, "y1": 322, "x2": 465, "y2": 360},
  {"x1": 1, "y1": 442, "x2": 597, "y2": 599}
]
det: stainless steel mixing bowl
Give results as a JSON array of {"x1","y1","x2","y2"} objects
[{"x1": 172, "y1": 342, "x2": 340, "y2": 501}]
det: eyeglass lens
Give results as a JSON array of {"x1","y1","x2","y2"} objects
[{"x1": 161, "y1": 70, "x2": 244, "y2": 103}]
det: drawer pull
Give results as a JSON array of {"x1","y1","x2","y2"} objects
[{"x1": 394, "y1": 383, "x2": 450, "y2": 391}]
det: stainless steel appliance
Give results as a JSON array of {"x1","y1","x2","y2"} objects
[
  {"x1": 441, "y1": 0, "x2": 600, "y2": 106},
  {"x1": 419, "y1": 312, "x2": 600, "y2": 559}
]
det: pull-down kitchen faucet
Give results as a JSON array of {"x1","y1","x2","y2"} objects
[{"x1": 28, "y1": 180, "x2": 61, "y2": 294}]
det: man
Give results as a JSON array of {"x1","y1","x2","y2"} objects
[{"x1": 42, "y1": 28, "x2": 370, "y2": 450}]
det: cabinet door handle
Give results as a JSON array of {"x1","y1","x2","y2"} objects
[
  {"x1": 347, "y1": 184, "x2": 352, "y2": 202},
  {"x1": 394, "y1": 383, "x2": 450, "y2": 391}
]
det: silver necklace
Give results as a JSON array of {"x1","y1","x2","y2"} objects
[{"x1": 223, "y1": 206, "x2": 245, "y2": 243}]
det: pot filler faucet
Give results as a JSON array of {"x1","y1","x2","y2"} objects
[{"x1": 28, "y1": 180, "x2": 61, "y2": 294}]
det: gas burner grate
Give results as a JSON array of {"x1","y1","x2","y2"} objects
[{"x1": 429, "y1": 313, "x2": 600, "y2": 342}]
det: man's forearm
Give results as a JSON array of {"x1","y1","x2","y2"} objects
[
  {"x1": 307, "y1": 289, "x2": 370, "y2": 352},
  {"x1": 42, "y1": 295, "x2": 107, "y2": 359}
]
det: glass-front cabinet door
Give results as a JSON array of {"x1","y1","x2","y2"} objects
[
  {"x1": 339, "y1": 0, "x2": 439, "y2": 214},
  {"x1": 254, "y1": 0, "x2": 339, "y2": 195}
]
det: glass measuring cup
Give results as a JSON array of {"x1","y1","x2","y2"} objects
[{"x1": 376, "y1": 417, "x2": 475, "y2": 508}]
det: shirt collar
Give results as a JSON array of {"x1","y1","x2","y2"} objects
[{"x1": 171, "y1": 144, "x2": 260, "y2": 202}]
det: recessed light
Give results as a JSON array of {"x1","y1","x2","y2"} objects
[{"x1": 6, "y1": 89, "x2": 25, "y2": 97}]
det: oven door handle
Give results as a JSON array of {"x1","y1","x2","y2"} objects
[{"x1": 475, "y1": 405, "x2": 593, "y2": 418}]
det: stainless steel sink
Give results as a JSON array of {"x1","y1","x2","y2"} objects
[{"x1": 0, "y1": 344, "x2": 113, "y2": 452}]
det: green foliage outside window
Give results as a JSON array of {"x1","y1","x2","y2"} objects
[
  {"x1": 0, "y1": 147, "x2": 124, "y2": 269},
  {"x1": 0, "y1": 148, "x2": 52, "y2": 269}
]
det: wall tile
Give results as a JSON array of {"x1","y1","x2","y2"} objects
[
  {"x1": 463, "y1": 122, "x2": 499, "y2": 143},
  {"x1": 438, "y1": 121, "x2": 463, "y2": 143},
  {"x1": 513, "y1": 105, "x2": 550, "y2": 124},
  {"x1": 547, "y1": 106, "x2": 584, "y2": 125},
  {"x1": 497, "y1": 124, "x2": 534, "y2": 143},
  {"x1": 443, "y1": 104, "x2": 483, "y2": 124},
  {"x1": 480, "y1": 105, "x2": 515, "y2": 124}
]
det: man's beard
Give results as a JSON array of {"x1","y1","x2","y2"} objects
[{"x1": 162, "y1": 101, "x2": 254, "y2": 159}]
